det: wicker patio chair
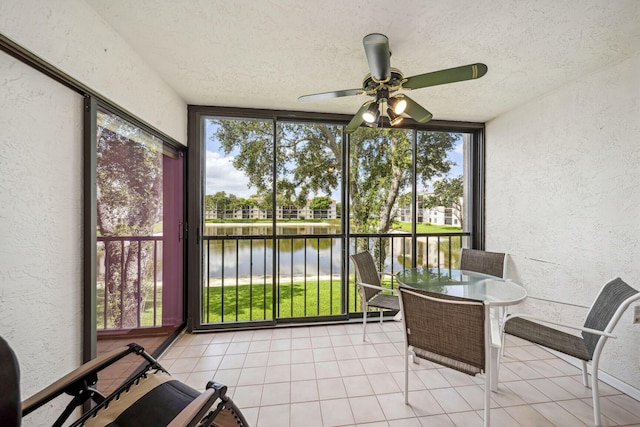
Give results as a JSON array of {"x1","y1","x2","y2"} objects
[
  {"x1": 399, "y1": 287, "x2": 493, "y2": 427},
  {"x1": 460, "y1": 248, "x2": 506, "y2": 278},
  {"x1": 460, "y1": 247, "x2": 509, "y2": 357},
  {"x1": 1, "y1": 337, "x2": 248, "y2": 427},
  {"x1": 504, "y1": 277, "x2": 640, "y2": 426},
  {"x1": 350, "y1": 251, "x2": 400, "y2": 341}
]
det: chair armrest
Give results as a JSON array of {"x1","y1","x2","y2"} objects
[
  {"x1": 505, "y1": 314, "x2": 616, "y2": 338},
  {"x1": 167, "y1": 388, "x2": 218, "y2": 427},
  {"x1": 356, "y1": 281, "x2": 398, "y2": 294},
  {"x1": 22, "y1": 345, "x2": 138, "y2": 415}
]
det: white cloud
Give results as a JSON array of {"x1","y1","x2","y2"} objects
[{"x1": 205, "y1": 151, "x2": 253, "y2": 197}]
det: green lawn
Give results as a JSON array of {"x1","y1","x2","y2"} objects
[
  {"x1": 99, "y1": 276, "x2": 399, "y2": 327},
  {"x1": 202, "y1": 277, "x2": 398, "y2": 323},
  {"x1": 392, "y1": 222, "x2": 463, "y2": 233}
]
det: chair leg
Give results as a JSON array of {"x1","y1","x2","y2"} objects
[
  {"x1": 362, "y1": 302, "x2": 368, "y2": 342},
  {"x1": 497, "y1": 306, "x2": 507, "y2": 359},
  {"x1": 581, "y1": 360, "x2": 589, "y2": 387},
  {"x1": 404, "y1": 344, "x2": 409, "y2": 405},
  {"x1": 484, "y1": 304, "x2": 491, "y2": 427},
  {"x1": 379, "y1": 308, "x2": 383, "y2": 323},
  {"x1": 489, "y1": 316, "x2": 502, "y2": 392},
  {"x1": 591, "y1": 359, "x2": 602, "y2": 426},
  {"x1": 409, "y1": 346, "x2": 419, "y2": 365},
  {"x1": 484, "y1": 364, "x2": 491, "y2": 427},
  {"x1": 490, "y1": 344, "x2": 499, "y2": 392}
]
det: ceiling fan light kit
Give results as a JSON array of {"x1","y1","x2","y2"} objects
[
  {"x1": 387, "y1": 108, "x2": 403, "y2": 126},
  {"x1": 298, "y1": 33, "x2": 488, "y2": 133},
  {"x1": 388, "y1": 96, "x2": 407, "y2": 115},
  {"x1": 362, "y1": 102, "x2": 380, "y2": 123}
]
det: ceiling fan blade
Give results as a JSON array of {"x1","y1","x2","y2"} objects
[
  {"x1": 363, "y1": 33, "x2": 391, "y2": 82},
  {"x1": 298, "y1": 88, "x2": 364, "y2": 102},
  {"x1": 403, "y1": 95, "x2": 433, "y2": 123},
  {"x1": 345, "y1": 102, "x2": 372, "y2": 133},
  {"x1": 403, "y1": 63, "x2": 488, "y2": 90}
]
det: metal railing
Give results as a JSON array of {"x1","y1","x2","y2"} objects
[
  {"x1": 202, "y1": 234, "x2": 343, "y2": 323},
  {"x1": 96, "y1": 232, "x2": 470, "y2": 329},
  {"x1": 97, "y1": 236, "x2": 163, "y2": 331},
  {"x1": 202, "y1": 231, "x2": 470, "y2": 324}
]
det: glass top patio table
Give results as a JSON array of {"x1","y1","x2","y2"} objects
[{"x1": 396, "y1": 267, "x2": 527, "y2": 307}]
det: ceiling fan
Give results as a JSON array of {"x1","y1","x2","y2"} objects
[{"x1": 298, "y1": 33, "x2": 487, "y2": 133}]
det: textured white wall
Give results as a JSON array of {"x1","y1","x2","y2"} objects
[
  {"x1": 0, "y1": 2, "x2": 187, "y2": 425},
  {"x1": 0, "y1": 0, "x2": 187, "y2": 144},
  {"x1": 0, "y1": 51, "x2": 83, "y2": 424},
  {"x1": 486, "y1": 52, "x2": 640, "y2": 388}
]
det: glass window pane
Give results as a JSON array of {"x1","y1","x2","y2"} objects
[
  {"x1": 348, "y1": 127, "x2": 414, "y2": 266},
  {"x1": 194, "y1": 109, "x2": 478, "y2": 325},
  {"x1": 96, "y1": 107, "x2": 185, "y2": 393},
  {"x1": 414, "y1": 130, "x2": 468, "y2": 268},
  {"x1": 275, "y1": 122, "x2": 343, "y2": 318},
  {"x1": 203, "y1": 117, "x2": 275, "y2": 323},
  {"x1": 96, "y1": 109, "x2": 165, "y2": 330}
]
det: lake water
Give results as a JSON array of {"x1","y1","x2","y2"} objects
[{"x1": 203, "y1": 223, "x2": 450, "y2": 281}]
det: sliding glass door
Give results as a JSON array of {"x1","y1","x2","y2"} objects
[
  {"x1": 189, "y1": 106, "x2": 483, "y2": 330},
  {"x1": 94, "y1": 106, "x2": 185, "y2": 362},
  {"x1": 199, "y1": 116, "x2": 346, "y2": 326},
  {"x1": 201, "y1": 117, "x2": 276, "y2": 324}
]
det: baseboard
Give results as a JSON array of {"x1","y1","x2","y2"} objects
[{"x1": 545, "y1": 348, "x2": 640, "y2": 401}]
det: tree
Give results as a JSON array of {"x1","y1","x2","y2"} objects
[
  {"x1": 309, "y1": 195, "x2": 333, "y2": 210},
  {"x1": 426, "y1": 176, "x2": 464, "y2": 228},
  {"x1": 97, "y1": 112, "x2": 162, "y2": 329},
  {"x1": 205, "y1": 191, "x2": 230, "y2": 217},
  {"x1": 349, "y1": 127, "x2": 456, "y2": 236},
  {"x1": 212, "y1": 119, "x2": 456, "y2": 238},
  {"x1": 397, "y1": 192, "x2": 412, "y2": 209}
]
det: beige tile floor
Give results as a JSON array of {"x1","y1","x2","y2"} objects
[
  {"x1": 158, "y1": 321, "x2": 640, "y2": 426},
  {"x1": 96, "y1": 333, "x2": 174, "y2": 394}
]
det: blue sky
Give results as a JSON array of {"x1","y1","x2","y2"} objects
[{"x1": 448, "y1": 137, "x2": 464, "y2": 178}]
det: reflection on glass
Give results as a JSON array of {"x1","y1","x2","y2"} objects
[
  {"x1": 97, "y1": 110, "x2": 164, "y2": 330},
  {"x1": 95, "y1": 108, "x2": 184, "y2": 393}
]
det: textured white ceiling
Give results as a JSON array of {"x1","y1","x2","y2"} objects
[{"x1": 84, "y1": 0, "x2": 640, "y2": 123}]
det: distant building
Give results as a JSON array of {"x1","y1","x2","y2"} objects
[
  {"x1": 205, "y1": 198, "x2": 338, "y2": 220},
  {"x1": 204, "y1": 194, "x2": 460, "y2": 226},
  {"x1": 394, "y1": 193, "x2": 462, "y2": 227}
]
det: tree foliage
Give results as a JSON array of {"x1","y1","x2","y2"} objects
[
  {"x1": 96, "y1": 112, "x2": 163, "y2": 329},
  {"x1": 348, "y1": 127, "x2": 456, "y2": 233},
  {"x1": 211, "y1": 119, "x2": 457, "y2": 234},
  {"x1": 426, "y1": 176, "x2": 464, "y2": 228},
  {"x1": 397, "y1": 192, "x2": 412, "y2": 208},
  {"x1": 205, "y1": 191, "x2": 258, "y2": 213},
  {"x1": 309, "y1": 195, "x2": 333, "y2": 210}
]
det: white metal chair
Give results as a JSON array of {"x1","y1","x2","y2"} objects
[
  {"x1": 350, "y1": 251, "x2": 400, "y2": 341},
  {"x1": 503, "y1": 277, "x2": 640, "y2": 426},
  {"x1": 399, "y1": 287, "x2": 494, "y2": 427}
]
